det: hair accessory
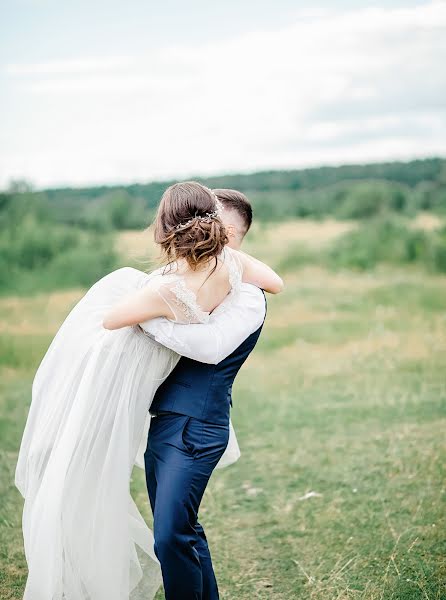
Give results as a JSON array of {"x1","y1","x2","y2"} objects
[
  {"x1": 207, "y1": 187, "x2": 224, "y2": 216},
  {"x1": 175, "y1": 210, "x2": 219, "y2": 230},
  {"x1": 174, "y1": 187, "x2": 223, "y2": 231}
]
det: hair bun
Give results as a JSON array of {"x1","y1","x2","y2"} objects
[{"x1": 154, "y1": 182, "x2": 228, "y2": 269}]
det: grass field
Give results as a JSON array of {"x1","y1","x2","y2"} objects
[{"x1": 1, "y1": 219, "x2": 445, "y2": 599}]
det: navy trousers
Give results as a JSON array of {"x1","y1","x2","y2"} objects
[{"x1": 144, "y1": 412, "x2": 229, "y2": 600}]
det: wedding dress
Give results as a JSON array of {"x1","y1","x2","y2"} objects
[{"x1": 15, "y1": 249, "x2": 242, "y2": 600}]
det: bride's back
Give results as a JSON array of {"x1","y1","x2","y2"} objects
[{"x1": 166, "y1": 251, "x2": 236, "y2": 314}]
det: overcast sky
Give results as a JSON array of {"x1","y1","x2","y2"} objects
[{"x1": 1, "y1": 0, "x2": 445, "y2": 189}]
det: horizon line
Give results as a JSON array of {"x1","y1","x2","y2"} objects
[{"x1": 4, "y1": 153, "x2": 445, "y2": 193}]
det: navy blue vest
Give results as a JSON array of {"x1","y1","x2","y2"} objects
[{"x1": 150, "y1": 297, "x2": 266, "y2": 425}]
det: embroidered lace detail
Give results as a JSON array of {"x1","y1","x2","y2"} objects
[
  {"x1": 218, "y1": 247, "x2": 243, "y2": 313},
  {"x1": 225, "y1": 248, "x2": 242, "y2": 294},
  {"x1": 170, "y1": 278, "x2": 210, "y2": 324}
]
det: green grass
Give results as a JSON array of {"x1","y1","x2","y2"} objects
[{"x1": 1, "y1": 249, "x2": 445, "y2": 598}]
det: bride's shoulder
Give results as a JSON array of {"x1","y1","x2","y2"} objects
[
  {"x1": 222, "y1": 246, "x2": 244, "y2": 268},
  {"x1": 221, "y1": 247, "x2": 244, "y2": 285}
]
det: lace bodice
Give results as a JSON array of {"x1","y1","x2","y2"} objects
[{"x1": 141, "y1": 247, "x2": 243, "y2": 326}]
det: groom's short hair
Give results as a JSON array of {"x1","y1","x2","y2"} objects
[{"x1": 212, "y1": 189, "x2": 252, "y2": 235}]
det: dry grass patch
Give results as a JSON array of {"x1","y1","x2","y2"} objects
[
  {"x1": 0, "y1": 290, "x2": 84, "y2": 335},
  {"x1": 249, "y1": 219, "x2": 356, "y2": 249},
  {"x1": 410, "y1": 212, "x2": 444, "y2": 231},
  {"x1": 116, "y1": 228, "x2": 157, "y2": 262}
]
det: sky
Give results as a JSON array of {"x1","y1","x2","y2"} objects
[{"x1": 1, "y1": 0, "x2": 445, "y2": 189}]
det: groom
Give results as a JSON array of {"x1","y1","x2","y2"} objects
[{"x1": 144, "y1": 189, "x2": 267, "y2": 600}]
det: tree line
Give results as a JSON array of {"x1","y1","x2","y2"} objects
[
  {"x1": 1, "y1": 157, "x2": 445, "y2": 295},
  {"x1": 5, "y1": 157, "x2": 446, "y2": 231}
]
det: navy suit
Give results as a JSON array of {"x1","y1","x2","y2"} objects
[{"x1": 144, "y1": 305, "x2": 265, "y2": 600}]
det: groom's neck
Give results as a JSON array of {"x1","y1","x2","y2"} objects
[{"x1": 227, "y1": 240, "x2": 242, "y2": 251}]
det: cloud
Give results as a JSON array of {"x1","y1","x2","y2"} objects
[
  {"x1": 5, "y1": 57, "x2": 134, "y2": 76},
  {"x1": 1, "y1": 1, "x2": 446, "y2": 187}
]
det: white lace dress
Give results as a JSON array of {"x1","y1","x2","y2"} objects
[{"x1": 15, "y1": 249, "x2": 242, "y2": 600}]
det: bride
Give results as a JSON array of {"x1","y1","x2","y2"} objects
[{"x1": 14, "y1": 181, "x2": 283, "y2": 600}]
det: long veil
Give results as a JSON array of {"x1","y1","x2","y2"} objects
[{"x1": 15, "y1": 268, "x2": 179, "y2": 600}]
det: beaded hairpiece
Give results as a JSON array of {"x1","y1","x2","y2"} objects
[{"x1": 174, "y1": 187, "x2": 224, "y2": 231}]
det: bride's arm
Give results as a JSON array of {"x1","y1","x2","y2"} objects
[
  {"x1": 235, "y1": 250, "x2": 284, "y2": 294},
  {"x1": 103, "y1": 285, "x2": 174, "y2": 330}
]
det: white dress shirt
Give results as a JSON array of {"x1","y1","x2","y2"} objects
[{"x1": 141, "y1": 283, "x2": 266, "y2": 364}]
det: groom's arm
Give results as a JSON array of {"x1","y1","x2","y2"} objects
[{"x1": 142, "y1": 284, "x2": 265, "y2": 364}]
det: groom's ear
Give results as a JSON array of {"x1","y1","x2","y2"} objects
[{"x1": 225, "y1": 224, "x2": 237, "y2": 240}]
